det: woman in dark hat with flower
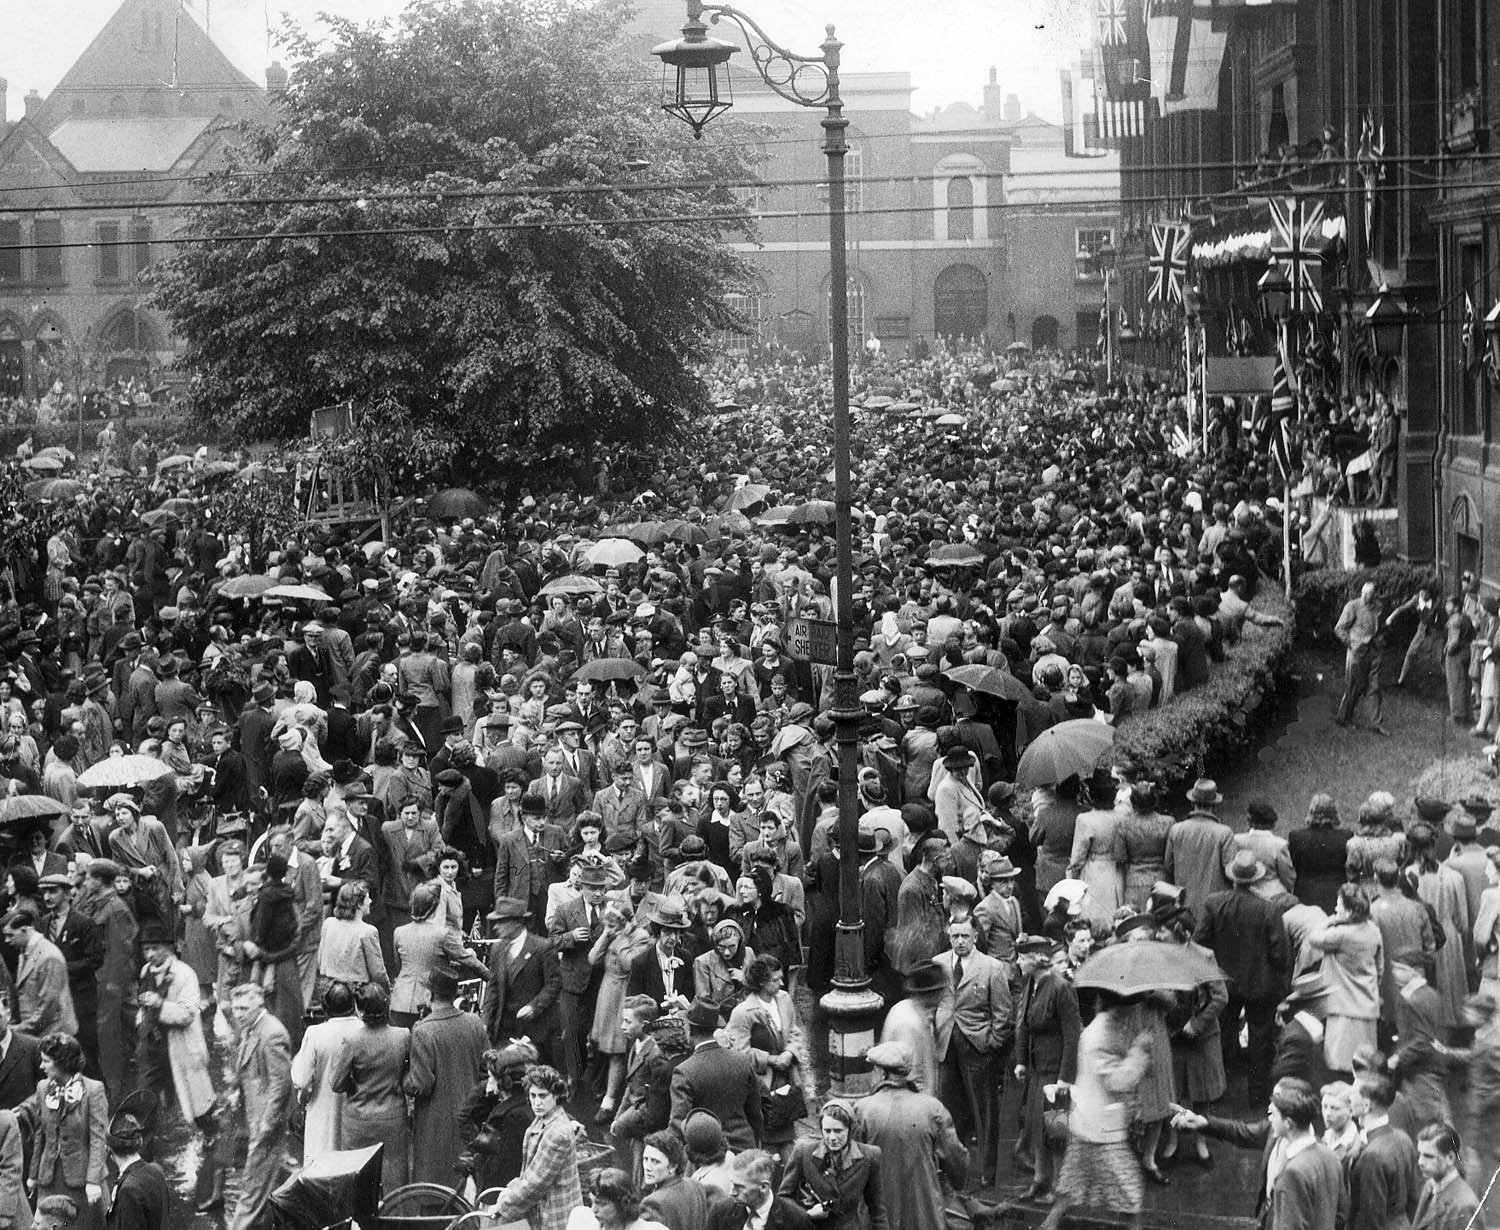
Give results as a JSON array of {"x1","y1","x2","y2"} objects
[{"x1": 456, "y1": 1040, "x2": 539, "y2": 1192}]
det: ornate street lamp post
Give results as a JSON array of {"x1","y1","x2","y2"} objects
[{"x1": 653, "y1": 0, "x2": 883, "y2": 1091}]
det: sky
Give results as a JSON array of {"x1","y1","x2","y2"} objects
[{"x1": 1, "y1": 0, "x2": 1091, "y2": 120}]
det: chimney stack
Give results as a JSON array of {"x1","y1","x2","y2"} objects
[
  {"x1": 265, "y1": 62, "x2": 288, "y2": 95},
  {"x1": 982, "y1": 67, "x2": 1003, "y2": 120},
  {"x1": 1004, "y1": 92, "x2": 1021, "y2": 123},
  {"x1": 24, "y1": 89, "x2": 42, "y2": 119}
]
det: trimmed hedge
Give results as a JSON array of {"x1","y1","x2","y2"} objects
[
  {"x1": 1116, "y1": 586, "x2": 1296, "y2": 796},
  {"x1": 1294, "y1": 563, "x2": 1439, "y2": 646}
]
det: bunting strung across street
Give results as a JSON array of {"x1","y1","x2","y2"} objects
[
  {"x1": 1268, "y1": 196, "x2": 1326, "y2": 314},
  {"x1": 1147, "y1": 220, "x2": 1191, "y2": 304}
]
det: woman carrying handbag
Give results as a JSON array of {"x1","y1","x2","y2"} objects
[{"x1": 725, "y1": 955, "x2": 806, "y2": 1161}]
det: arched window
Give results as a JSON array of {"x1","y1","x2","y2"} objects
[
  {"x1": 946, "y1": 177, "x2": 974, "y2": 240},
  {"x1": 934, "y1": 265, "x2": 987, "y2": 341},
  {"x1": 827, "y1": 278, "x2": 867, "y2": 348},
  {"x1": 1032, "y1": 315, "x2": 1060, "y2": 349},
  {"x1": 716, "y1": 283, "x2": 768, "y2": 355}
]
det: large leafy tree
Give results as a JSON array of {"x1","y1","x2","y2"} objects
[{"x1": 153, "y1": 0, "x2": 758, "y2": 455}]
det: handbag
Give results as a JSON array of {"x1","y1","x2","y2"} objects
[{"x1": 762, "y1": 1081, "x2": 808, "y2": 1133}]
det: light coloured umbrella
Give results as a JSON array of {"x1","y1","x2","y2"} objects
[
  {"x1": 156, "y1": 454, "x2": 194, "y2": 471},
  {"x1": 936, "y1": 413, "x2": 968, "y2": 427},
  {"x1": 1015, "y1": 719, "x2": 1115, "y2": 788},
  {"x1": 20, "y1": 455, "x2": 63, "y2": 473},
  {"x1": 727, "y1": 484, "x2": 772, "y2": 511},
  {"x1": 0, "y1": 795, "x2": 70, "y2": 825},
  {"x1": 78, "y1": 755, "x2": 173, "y2": 789},
  {"x1": 264, "y1": 583, "x2": 332, "y2": 604},
  {"x1": 217, "y1": 574, "x2": 277, "y2": 599},
  {"x1": 539, "y1": 574, "x2": 605, "y2": 597},
  {"x1": 34, "y1": 446, "x2": 75, "y2": 463},
  {"x1": 584, "y1": 538, "x2": 645, "y2": 568},
  {"x1": 23, "y1": 478, "x2": 83, "y2": 501}
]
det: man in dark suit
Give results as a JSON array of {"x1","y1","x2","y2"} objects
[
  {"x1": 670, "y1": 997, "x2": 763, "y2": 1151},
  {"x1": 483, "y1": 897, "x2": 561, "y2": 1059},
  {"x1": 1173, "y1": 1077, "x2": 1346, "y2": 1230},
  {"x1": 627, "y1": 901, "x2": 696, "y2": 1006},
  {"x1": 324, "y1": 685, "x2": 361, "y2": 765},
  {"x1": 550, "y1": 863, "x2": 611, "y2": 1097},
  {"x1": 524, "y1": 748, "x2": 588, "y2": 827},
  {"x1": 40, "y1": 873, "x2": 103, "y2": 1078},
  {"x1": 0, "y1": 1016, "x2": 44, "y2": 1110},
  {"x1": 1196, "y1": 851, "x2": 1291, "y2": 1104},
  {"x1": 1271, "y1": 972, "x2": 1333, "y2": 1093},
  {"x1": 494, "y1": 796, "x2": 568, "y2": 933},
  {"x1": 206, "y1": 726, "x2": 251, "y2": 816},
  {"x1": 1350, "y1": 1072, "x2": 1419, "y2": 1230},
  {"x1": 708, "y1": 1148, "x2": 813, "y2": 1230},
  {"x1": 324, "y1": 809, "x2": 379, "y2": 910},
  {"x1": 237, "y1": 681, "x2": 278, "y2": 804},
  {"x1": 105, "y1": 1111, "x2": 170, "y2": 1230},
  {"x1": 611, "y1": 996, "x2": 675, "y2": 1171}
]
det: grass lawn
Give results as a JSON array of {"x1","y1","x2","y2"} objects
[{"x1": 1215, "y1": 644, "x2": 1480, "y2": 830}]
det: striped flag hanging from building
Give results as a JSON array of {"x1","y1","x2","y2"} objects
[
  {"x1": 1146, "y1": 0, "x2": 1229, "y2": 115},
  {"x1": 1269, "y1": 339, "x2": 1296, "y2": 483},
  {"x1": 1094, "y1": 80, "x2": 1146, "y2": 140}
]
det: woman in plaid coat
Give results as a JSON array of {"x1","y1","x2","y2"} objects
[{"x1": 491, "y1": 1065, "x2": 582, "y2": 1230}]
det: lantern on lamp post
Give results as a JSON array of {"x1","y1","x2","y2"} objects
[{"x1": 1364, "y1": 284, "x2": 1409, "y2": 362}]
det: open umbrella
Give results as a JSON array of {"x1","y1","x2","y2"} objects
[
  {"x1": 0, "y1": 795, "x2": 69, "y2": 825},
  {"x1": 20, "y1": 455, "x2": 63, "y2": 473},
  {"x1": 572, "y1": 657, "x2": 647, "y2": 684},
  {"x1": 727, "y1": 483, "x2": 772, "y2": 511},
  {"x1": 23, "y1": 478, "x2": 83, "y2": 501},
  {"x1": 705, "y1": 511, "x2": 753, "y2": 536},
  {"x1": 1005, "y1": 340, "x2": 1032, "y2": 355},
  {"x1": 1015, "y1": 718, "x2": 1115, "y2": 788},
  {"x1": 264, "y1": 583, "x2": 332, "y2": 604},
  {"x1": 618, "y1": 521, "x2": 671, "y2": 546},
  {"x1": 199, "y1": 460, "x2": 239, "y2": 477},
  {"x1": 756, "y1": 505, "x2": 796, "y2": 526},
  {"x1": 238, "y1": 462, "x2": 275, "y2": 481},
  {"x1": 539, "y1": 574, "x2": 604, "y2": 598},
  {"x1": 862, "y1": 395, "x2": 894, "y2": 410},
  {"x1": 996, "y1": 379, "x2": 1019, "y2": 393},
  {"x1": 584, "y1": 538, "x2": 644, "y2": 568},
  {"x1": 1072, "y1": 940, "x2": 1226, "y2": 996},
  {"x1": 156, "y1": 454, "x2": 193, "y2": 471},
  {"x1": 139, "y1": 508, "x2": 182, "y2": 529},
  {"x1": 156, "y1": 497, "x2": 199, "y2": 516},
  {"x1": 784, "y1": 500, "x2": 836, "y2": 526},
  {"x1": 928, "y1": 543, "x2": 985, "y2": 568},
  {"x1": 887, "y1": 401, "x2": 921, "y2": 413},
  {"x1": 942, "y1": 664, "x2": 1032, "y2": 703},
  {"x1": 665, "y1": 520, "x2": 709, "y2": 545},
  {"x1": 427, "y1": 487, "x2": 487, "y2": 519},
  {"x1": 78, "y1": 755, "x2": 173, "y2": 790},
  {"x1": 1062, "y1": 368, "x2": 1091, "y2": 385},
  {"x1": 34, "y1": 445, "x2": 75, "y2": 462},
  {"x1": 217, "y1": 574, "x2": 277, "y2": 599},
  {"x1": 935, "y1": 413, "x2": 968, "y2": 427}
]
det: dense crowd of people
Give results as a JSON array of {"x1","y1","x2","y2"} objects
[{"x1": 0, "y1": 342, "x2": 1472, "y2": 1230}]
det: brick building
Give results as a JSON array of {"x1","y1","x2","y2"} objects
[
  {"x1": 628, "y1": 0, "x2": 1118, "y2": 358},
  {"x1": 0, "y1": 0, "x2": 272, "y2": 403}
]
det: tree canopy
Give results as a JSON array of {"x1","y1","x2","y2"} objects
[{"x1": 152, "y1": 0, "x2": 759, "y2": 456}]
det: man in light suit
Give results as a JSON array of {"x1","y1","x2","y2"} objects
[
  {"x1": 494, "y1": 796, "x2": 568, "y2": 932},
  {"x1": 524, "y1": 748, "x2": 588, "y2": 827},
  {"x1": 379, "y1": 798, "x2": 442, "y2": 939},
  {"x1": 549, "y1": 862, "x2": 610, "y2": 1098},
  {"x1": 2, "y1": 906, "x2": 77, "y2": 1038},
  {"x1": 228, "y1": 981, "x2": 292, "y2": 1230},
  {"x1": 932, "y1": 917, "x2": 1012, "y2": 1186},
  {"x1": 482, "y1": 897, "x2": 561, "y2": 1059},
  {"x1": 1164, "y1": 779, "x2": 1237, "y2": 918},
  {"x1": 593, "y1": 762, "x2": 649, "y2": 841}
]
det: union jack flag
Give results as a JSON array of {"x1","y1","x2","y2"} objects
[
  {"x1": 1465, "y1": 292, "x2": 1481, "y2": 370},
  {"x1": 1147, "y1": 221, "x2": 1191, "y2": 304},
  {"x1": 1097, "y1": 0, "x2": 1128, "y2": 46},
  {"x1": 1268, "y1": 196, "x2": 1326, "y2": 314}
]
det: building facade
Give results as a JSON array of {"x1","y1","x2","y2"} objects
[
  {"x1": 629, "y1": 0, "x2": 1119, "y2": 359},
  {"x1": 0, "y1": 0, "x2": 271, "y2": 404}
]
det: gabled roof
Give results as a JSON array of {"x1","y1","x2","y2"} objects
[
  {"x1": 33, "y1": 0, "x2": 260, "y2": 133},
  {"x1": 50, "y1": 116, "x2": 214, "y2": 172}
]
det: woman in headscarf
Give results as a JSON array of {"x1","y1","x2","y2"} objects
[
  {"x1": 456, "y1": 1041, "x2": 538, "y2": 1194},
  {"x1": 589, "y1": 898, "x2": 651, "y2": 1123},
  {"x1": 692, "y1": 917, "x2": 755, "y2": 1017}
]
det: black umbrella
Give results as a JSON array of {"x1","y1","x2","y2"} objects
[{"x1": 427, "y1": 488, "x2": 487, "y2": 518}]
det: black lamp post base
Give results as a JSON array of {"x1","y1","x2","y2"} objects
[{"x1": 818, "y1": 921, "x2": 884, "y2": 1096}]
